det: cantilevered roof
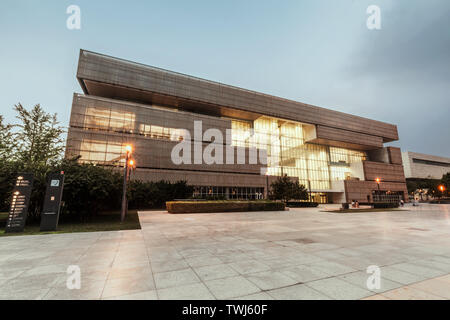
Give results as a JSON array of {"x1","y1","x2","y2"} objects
[{"x1": 76, "y1": 49, "x2": 399, "y2": 144}]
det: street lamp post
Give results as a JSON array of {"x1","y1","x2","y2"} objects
[
  {"x1": 375, "y1": 177, "x2": 381, "y2": 202},
  {"x1": 438, "y1": 185, "x2": 446, "y2": 199},
  {"x1": 121, "y1": 145, "x2": 132, "y2": 223},
  {"x1": 308, "y1": 179, "x2": 312, "y2": 203}
]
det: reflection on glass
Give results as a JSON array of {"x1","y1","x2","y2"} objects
[{"x1": 231, "y1": 116, "x2": 366, "y2": 190}]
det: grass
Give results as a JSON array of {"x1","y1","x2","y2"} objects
[
  {"x1": 323, "y1": 208, "x2": 409, "y2": 213},
  {"x1": 0, "y1": 210, "x2": 141, "y2": 237}
]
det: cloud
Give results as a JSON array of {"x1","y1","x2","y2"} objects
[
  {"x1": 341, "y1": 1, "x2": 450, "y2": 157},
  {"x1": 350, "y1": 0, "x2": 450, "y2": 84}
]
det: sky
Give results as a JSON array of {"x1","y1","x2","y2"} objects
[{"x1": 0, "y1": 0, "x2": 449, "y2": 156}]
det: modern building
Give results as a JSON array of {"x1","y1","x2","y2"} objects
[
  {"x1": 402, "y1": 151, "x2": 450, "y2": 180},
  {"x1": 65, "y1": 49, "x2": 408, "y2": 203}
]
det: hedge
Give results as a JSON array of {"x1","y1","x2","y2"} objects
[
  {"x1": 166, "y1": 200, "x2": 285, "y2": 214},
  {"x1": 286, "y1": 201, "x2": 319, "y2": 208},
  {"x1": 373, "y1": 202, "x2": 399, "y2": 208}
]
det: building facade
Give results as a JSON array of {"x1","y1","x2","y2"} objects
[
  {"x1": 65, "y1": 50, "x2": 408, "y2": 203},
  {"x1": 402, "y1": 151, "x2": 450, "y2": 179}
]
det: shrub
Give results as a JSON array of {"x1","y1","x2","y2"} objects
[
  {"x1": 128, "y1": 180, "x2": 193, "y2": 209},
  {"x1": 166, "y1": 200, "x2": 285, "y2": 213},
  {"x1": 373, "y1": 202, "x2": 399, "y2": 208},
  {"x1": 286, "y1": 201, "x2": 319, "y2": 208},
  {"x1": 59, "y1": 159, "x2": 123, "y2": 219},
  {"x1": 269, "y1": 175, "x2": 309, "y2": 202}
]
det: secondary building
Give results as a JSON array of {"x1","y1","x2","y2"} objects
[
  {"x1": 402, "y1": 151, "x2": 450, "y2": 180},
  {"x1": 65, "y1": 49, "x2": 408, "y2": 203}
]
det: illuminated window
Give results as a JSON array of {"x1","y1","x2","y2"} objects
[{"x1": 231, "y1": 116, "x2": 366, "y2": 190}]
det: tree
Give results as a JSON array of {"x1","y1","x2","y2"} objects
[
  {"x1": 440, "y1": 173, "x2": 450, "y2": 197},
  {"x1": 0, "y1": 115, "x2": 14, "y2": 161},
  {"x1": 58, "y1": 157, "x2": 123, "y2": 219},
  {"x1": 14, "y1": 103, "x2": 65, "y2": 169},
  {"x1": 269, "y1": 174, "x2": 308, "y2": 202}
]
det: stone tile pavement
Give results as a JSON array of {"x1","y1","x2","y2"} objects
[{"x1": 0, "y1": 203, "x2": 449, "y2": 300}]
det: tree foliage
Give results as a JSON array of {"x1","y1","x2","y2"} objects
[
  {"x1": 58, "y1": 158, "x2": 123, "y2": 219},
  {"x1": 0, "y1": 115, "x2": 14, "y2": 161},
  {"x1": 128, "y1": 180, "x2": 193, "y2": 209},
  {"x1": 0, "y1": 103, "x2": 194, "y2": 217},
  {"x1": 269, "y1": 174, "x2": 309, "y2": 202},
  {"x1": 406, "y1": 175, "x2": 450, "y2": 198},
  {"x1": 442, "y1": 173, "x2": 450, "y2": 189},
  {"x1": 406, "y1": 178, "x2": 440, "y2": 194},
  {"x1": 13, "y1": 103, "x2": 64, "y2": 169}
]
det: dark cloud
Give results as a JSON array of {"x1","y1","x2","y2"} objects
[
  {"x1": 351, "y1": 1, "x2": 450, "y2": 82},
  {"x1": 346, "y1": 0, "x2": 450, "y2": 157}
]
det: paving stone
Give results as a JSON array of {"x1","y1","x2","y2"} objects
[
  {"x1": 338, "y1": 271, "x2": 403, "y2": 293},
  {"x1": 280, "y1": 265, "x2": 330, "y2": 283},
  {"x1": 158, "y1": 283, "x2": 215, "y2": 300},
  {"x1": 102, "y1": 276, "x2": 155, "y2": 298},
  {"x1": 204, "y1": 276, "x2": 261, "y2": 299},
  {"x1": 409, "y1": 278, "x2": 450, "y2": 299},
  {"x1": 232, "y1": 292, "x2": 274, "y2": 300},
  {"x1": 379, "y1": 266, "x2": 428, "y2": 285},
  {"x1": 306, "y1": 278, "x2": 373, "y2": 300},
  {"x1": 45, "y1": 280, "x2": 106, "y2": 300},
  {"x1": 381, "y1": 286, "x2": 445, "y2": 300},
  {"x1": 306, "y1": 260, "x2": 356, "y2": 277},
  {"x1": 185, "y1": 255, "x2": 223, "y2": 268},
  {"x1": 103, "y1": 290, "x2": 158, "y2": 300},
  {"x1": 228, "y1": 259, "x2": 271, "y2": 275},
  {"x1": 245, "y1": 271, "x2": 298, "y2": 291},
  {"x1": 2, "y1": 205, "x2": 450, "y2": 300},
  {"x1": 194, "y1": 264, "x2": 238, "y2": 281},
  {"x1": 389, "y1": 262, "x2": 446, "y2": 278},
  {"x1": 154, "y1": 268, "x2": 200, "y2": 289},
  {"x1": 268, "y1": 284, "x2": 331, "y2": 300}
]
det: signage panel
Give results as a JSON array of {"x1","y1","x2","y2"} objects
[
  {"x1": 5, "y1": 173, "x2": 34, "y2": 233},
  {"x1": 40, "y1": 172, "x2": 65, "y2": 231}
]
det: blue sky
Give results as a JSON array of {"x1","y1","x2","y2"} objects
[{"x1": 1, "y1": 0, "x2": 449, "y2": 156}]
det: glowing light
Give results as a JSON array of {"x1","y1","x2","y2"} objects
[{"x1": 125, "y1": 145, "x2": 132, "y2": 153}]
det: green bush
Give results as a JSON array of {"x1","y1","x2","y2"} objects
[
  {"x1": 128, "y1": 180, "x2": 193, "y2": 209},
  {"x1": 269, "y1": 175, "x2": 309, "y2": 202},
  {"x1": 166, "y1": 200, "x2": 285, "y2": 213},
  {"x1": 286, "y1": 201, "x2": 319, "y2": 208},
  {"x1": 373, "y1": 202, "x2": 399, "y2": 208},
  {"x1": 0, "y1": 156, "x2": 194, "y2": 219},
  {"x1": 59, "y1": 159, "x2": 123, "y2": 219}
]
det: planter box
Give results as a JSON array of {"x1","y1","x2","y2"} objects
[
  {"x1": 166, "y1": 201, "x2": 285, "y2": 214},
  {"x1": 286, "y1": 201, "x2": 319, "y2": 208},
  {"x1": 373, "y1": 202, "x2": 399, "y2": 208}
]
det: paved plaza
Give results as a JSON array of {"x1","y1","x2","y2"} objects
[{"x1": 1, "y1": 204, "x2": 450, "y2": 300}]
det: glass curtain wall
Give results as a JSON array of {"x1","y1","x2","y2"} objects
[{"x1": 231, "y1": 116, "x2": 367, "y2": 190}]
